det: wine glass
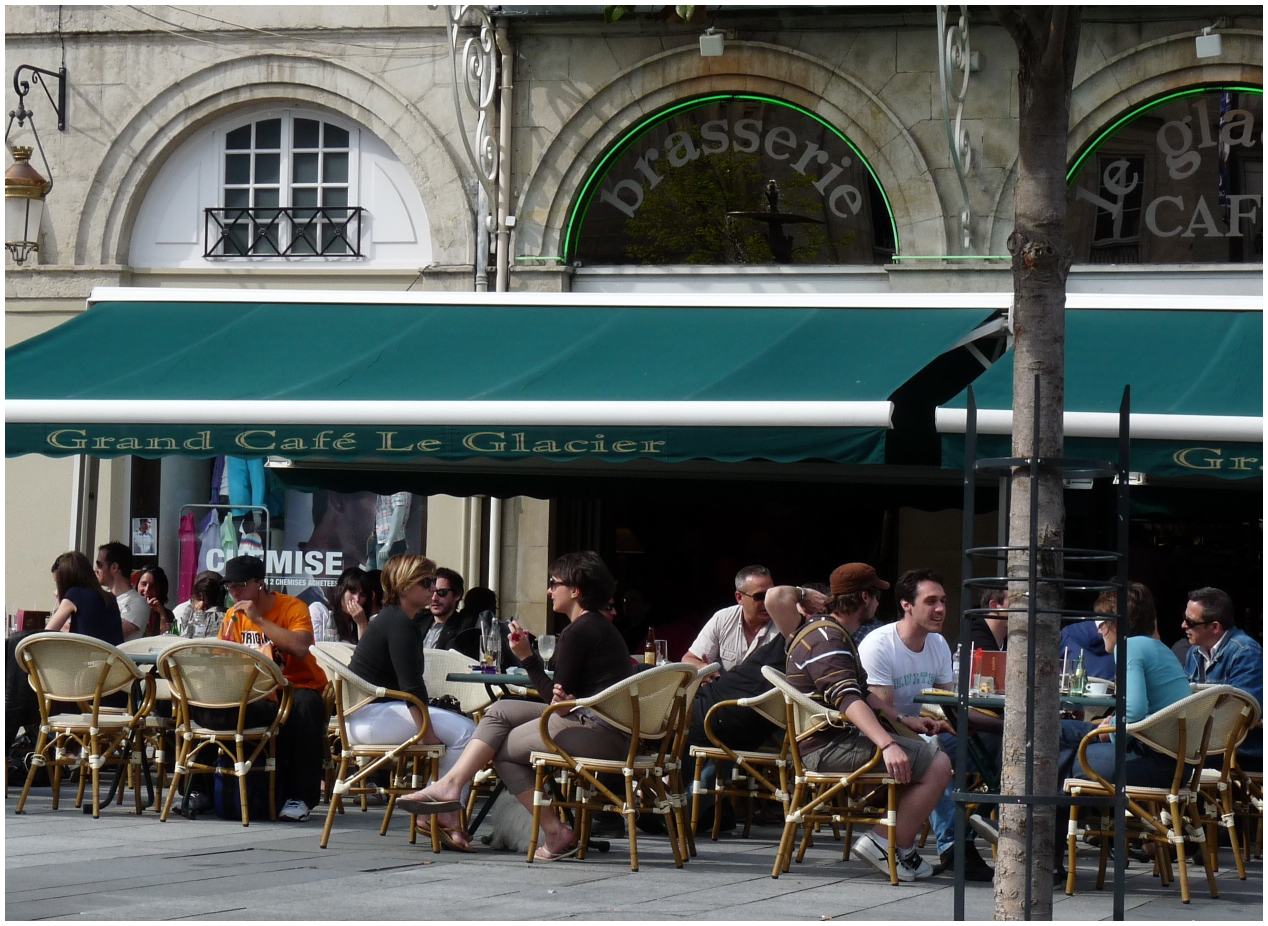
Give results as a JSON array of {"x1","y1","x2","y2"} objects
[
  {"x1": 480, "y1": 622, "x2": 500, "y2": 672},
  {"x1": 537, "y1": 634, "x2": 556, "y2": 663}
]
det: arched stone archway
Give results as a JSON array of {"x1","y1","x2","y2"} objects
[
  {"x1": 77, "y1": 53, "x2": 471, "y2": 267},
  {"x1": 987, "y1": 30, "x2": 1262, "y2": 257},
  {"x1": 515, "y1": 41, "x2": 947, "y2": 261}
]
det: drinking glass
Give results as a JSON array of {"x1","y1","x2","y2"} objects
[
  {"x1": 480, "y1": 623, "x2": 500, "y2": 672},
  {"x1": 977, "y1": 675, "x2": 996, "y2": 696},
  {"x1": 538, "y1": 634, "x2": 556, "y2": 662},
  {"x1": 654, "y1": 639, "x2": 668, "y2": 666}
]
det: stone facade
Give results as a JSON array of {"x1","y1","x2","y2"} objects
[{"x1": 4, "y1": 5, "x2": 1262, "y2": 617}]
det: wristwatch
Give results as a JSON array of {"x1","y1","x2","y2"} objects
[{"x1": 795, "y1": 586, "x2": 806, "y2": 604}]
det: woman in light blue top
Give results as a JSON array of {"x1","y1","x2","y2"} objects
[{"x1": 1058, "y1": 583, "x2": 1192, "y2": 789}]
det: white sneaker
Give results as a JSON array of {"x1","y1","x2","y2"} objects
[
  {"x1": 969, "y1": 813, "x2": 999, "y2": 845},
  {"x1": 899, "y1": 847, "x2": 935, "y2": 880},
  {"x1": 852, "y1": 834, "x2": 907, "y2": 881},
  {"x1": 278, "y1": 799, "x2": 311, "y2": 822}
]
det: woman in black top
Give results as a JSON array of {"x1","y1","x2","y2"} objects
[
  {"x1": 137, "y1": 566, "x2": 175, "y2": 636},
  {"x1": 397, "y1": 551, "x2": 633, "y2": 860},
  {"x1": 346, "y1": 554, "x2": 476, "y2": 848},
  {"x1": 45, "y1": 551, "x2": 124, "y2": 645}
]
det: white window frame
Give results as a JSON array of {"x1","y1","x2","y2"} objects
[{"x1": 212, "y1": 108, "x2": 363, "y2": 260}]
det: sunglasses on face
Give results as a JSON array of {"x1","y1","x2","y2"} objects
[
  {"x1": 1181, "y1": 618, "x2": 1213, "y2": 627},
  {"x1": 547, "y1": 577, "x2": 568, "y2": 590},
  {"x1": 738, "y1": 589, "x2": 767, "y2": 603},
  {"x1": 431, "y1": 587, "x2": 456, "y2": 597}
]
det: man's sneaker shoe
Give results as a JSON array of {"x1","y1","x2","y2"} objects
[
  {"x1": 899, "y1": 847, "x2": 935, "y2": 881},
  {"x1": 938, "y1": 842, "x2": 994, "y2": 881},
  {"x1": 278, "y1": 799, "x2": 311, "y2": 822},
  {"x1": 852, "y1": 834, "x2": 899, "y2": 879},
  {"x1": 969, "y1": 813, "x2": 999, "y2": 845}
]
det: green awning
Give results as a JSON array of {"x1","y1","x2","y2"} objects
[
  {"x1": 7, "y1": 290, "x2": 998, "y2": 465},
  {"x1": 937, "y1": 306, "x2": 1263, "y2": 480}
]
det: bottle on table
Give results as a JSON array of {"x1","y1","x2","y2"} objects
[
  {"x1": 644, "y1": 627, "x2": 657, "y2": 665},
  {"x1": 1071, "y1": 651, "x2": 1087, "y2": 695}
]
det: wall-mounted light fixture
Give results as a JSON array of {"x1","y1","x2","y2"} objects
[
  {"x1": 5, "y1": 64, "x2": 68, "y2": 265},
  {"x1": 1195, "y1": 21, "x2": 1225, "y2": 59},
  {"x1": 699, "y1": 27, "x2": 725, "y2": 57}
]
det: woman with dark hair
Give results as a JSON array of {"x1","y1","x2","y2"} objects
[
  {"x1": 137, "y1": 565, "x2": 175, "y2": 635},
  {"x1": 325, "y1": 567, "x2": 372, "y2": 643},
  {"x1": 44, "y1": 551, "x2": 124, "y2": 645},
  {"x1": 172, "y1": 570, "x2": 227, "y2": 637},
  {"x1": 394, "y1": 551, "x2": 633, "y2": 859},
  {"x1": 1059, "y1": 582, "x2": 1192, "y2": 788}
]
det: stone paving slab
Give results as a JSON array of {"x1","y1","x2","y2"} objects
[{"x1": 5, "y1": 788, "x2": 1262, "y2": 921}]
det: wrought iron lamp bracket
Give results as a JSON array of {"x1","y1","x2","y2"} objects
[
  {"x1": 10, "y1": 65, "x2": 67, "y2": 132},
  {"x1": 936, "y1": 7, "x2": 974, "y2": 252},
  {"x1": 443, "y1": 6, "x2": 501, "y2": 208}
]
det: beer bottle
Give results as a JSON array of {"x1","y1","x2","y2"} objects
[{"x1": 644, "y1": 627, "x2": 657, "y2": 665}]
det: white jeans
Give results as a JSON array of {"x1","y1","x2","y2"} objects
[{"x1": 347, "y1": 702, "x2": 475, "y2": 801}]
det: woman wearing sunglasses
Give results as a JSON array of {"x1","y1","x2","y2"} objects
[
  {"x1": 395, "y1": 550, "x2": 633, "y2": 860},
  {"x1": 347, "y1": 554, "x2": 476, "y2": 849}
]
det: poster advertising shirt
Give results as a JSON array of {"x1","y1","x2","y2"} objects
[{"x1": 276, "y1": 489, "x2": 426, "y2": 602}]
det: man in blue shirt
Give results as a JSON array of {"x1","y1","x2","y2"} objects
[{"x1": 1183, "y1": 587, "x2": 1262, "y2": 771}]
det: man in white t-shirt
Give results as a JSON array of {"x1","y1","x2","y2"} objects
[
  {"x1": 95, "y1": 541, "x2": 150, "y2": 640},
  {"x1": 858, "y1": 568, "x2": 992, "y2": 881},
  {"x1": 683, "y1": 565, "x2": 781, "y2": 674}
]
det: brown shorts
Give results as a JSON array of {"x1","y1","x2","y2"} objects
[{"x1": 803, "y1": 728, "x2": 939, "y2": 782}]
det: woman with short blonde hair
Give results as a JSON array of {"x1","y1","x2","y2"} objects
[
  {"x1": 347, "y1": 552, "x2": 476, "y2": 849},
  {"x1": 380, "y1": 554, "x2": 437, "y2": 606}
]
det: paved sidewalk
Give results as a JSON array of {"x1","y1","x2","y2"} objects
[{"x1": 5, "y1": 789, "x2": 1263, "y2": 921}]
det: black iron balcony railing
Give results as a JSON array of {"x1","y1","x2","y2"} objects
[{"x1": 204, "y1": 206, "x2": 365, "y2": 257}]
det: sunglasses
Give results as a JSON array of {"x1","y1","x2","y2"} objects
[
  {"x1": 547, "y1": 577, "x2": 569, "y2": 590},
  {"x1": 738, "y1": 589, "x2": 767, "y2": 603},
  {"x1": 1181, "y1": 618, "x2": 1214, "y2": 627},
  {"x1": 431, "y1": 587, "x2": 456, "y2": 597}
]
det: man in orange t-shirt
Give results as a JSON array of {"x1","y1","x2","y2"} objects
[{"x1": 220, "y1": 555, "x2": 328, "y2": 821}]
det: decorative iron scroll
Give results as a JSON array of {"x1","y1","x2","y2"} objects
[
  {"x1": 937, "y1": 6, "x2": 975, "y2": 252},
  {"x1": 446, "y1": 5, "x2": 500, "y2": 205}
]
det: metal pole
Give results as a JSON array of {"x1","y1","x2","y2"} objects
[
  {"x1": 1111, "y1": 385, "x2": 1131, "y2": 919},
  {"x1": 954, "y1": 386, "x2": 979, "y2": 921},
  {"x1": 1023, "y1": 371, "x2": 1041, "y2": 919}
]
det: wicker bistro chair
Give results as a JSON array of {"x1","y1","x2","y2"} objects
[
  {"x1": 315, "y1": 642, "x2": 357, "y2": 807},
  {"x1": 310, "y1": 642, "x2": 448, "y2": 852},
  {"x1": 528, "y1": 663, "x2": 697, "y2": 871},
  {"x1": 665, "y1": 662, "x2": 720, "y2": 860},
  {"x1": 421, "y1": 646, "x2": 507, "y2": 825},
  {"x1": 762, "y1": 666, "x2": 900, "y2": 884},
  {"x1": 14, "y1": 632, "x2": 156, "y2": 818},
  {"x1": 117, "y1": 635, "x2": 186, "y2": 810},
  {"x1": 1194, "y1": 688, "x2": 1261, "y2": 879},
  {"x1": 158, "y1": 640, "x2": 293, "y2": 827},
  {"x1": 688, "y1": 683, "x2": 790, "y2": 845},
  {"x1": 1062, "y1": 684, "x2": 1244, "y2": 904}
]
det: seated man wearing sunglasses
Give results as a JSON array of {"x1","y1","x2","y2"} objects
[{"x1": 683, "y1": 565, "x2": 781, "y2": 676}]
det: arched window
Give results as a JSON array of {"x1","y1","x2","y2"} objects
[
  {"x1": 565, "y1": 94, "x2": 897, "y2": 266},
  {"x1": 129, "y1": 106, "x2": 431, "y2": 269},
  {"x1": 216, "y1": 114, "x2": 357, "y2": 256},
  {"x1": 1066, "y1": 86, "x2": 1263, "y2": 264}
]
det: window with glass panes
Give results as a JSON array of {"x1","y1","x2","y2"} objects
[{"x1": 220, "y1": 113, "x2": 356, "y2": 256}]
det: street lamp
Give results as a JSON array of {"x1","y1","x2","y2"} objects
[
  {"x1": 5, "y1": 63, "x2": 68, "y2": 265},
  {"x1": 5, "y1": 145, "x2": 49, "y2": 264}
]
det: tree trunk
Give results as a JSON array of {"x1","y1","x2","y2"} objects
[{"x1": 992, "y1": 7, "x2": 1082, "y2": 921}]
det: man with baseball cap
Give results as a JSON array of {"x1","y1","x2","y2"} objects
[
  {"x1": 765, "y1": 564, "x2": 951, "y2": 882},
  {"x1": 218, "y1": 555, "x2": 327, "y2": 822}
]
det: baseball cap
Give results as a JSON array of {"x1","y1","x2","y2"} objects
[
  {"x1": 223, "y1": 555, "x2": 266, "y2": 584},
  {"x1": 829, "y1": 562, "x2": 890, "y2": 596}
]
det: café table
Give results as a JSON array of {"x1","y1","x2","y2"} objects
[{"x1": 914, "y1": 688, "x2": 1118, "y2": 794}]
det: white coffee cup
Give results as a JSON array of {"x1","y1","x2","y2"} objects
[{"x1": 1086, "y1": 681, "x2": 1111, "y2": 696}]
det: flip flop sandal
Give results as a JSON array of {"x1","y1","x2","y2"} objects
[
  {"x1": 396, "y1": 796, "x2": 463, "y2": 815},
  {"x1": 417, "y1": 818, "x2": 477, "y2": 853},
  {"x1": 533, "y1": 841, "x2": 581, "y2": 862}
]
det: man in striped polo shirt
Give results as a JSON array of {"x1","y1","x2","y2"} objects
[{"x1": 766, "y1": 563, "x2": 951, "y2": 882}]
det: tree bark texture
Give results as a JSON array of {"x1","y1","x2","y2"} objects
[{"x1": 991, "y1": 6, "x2": 1082, "y2": 921}]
